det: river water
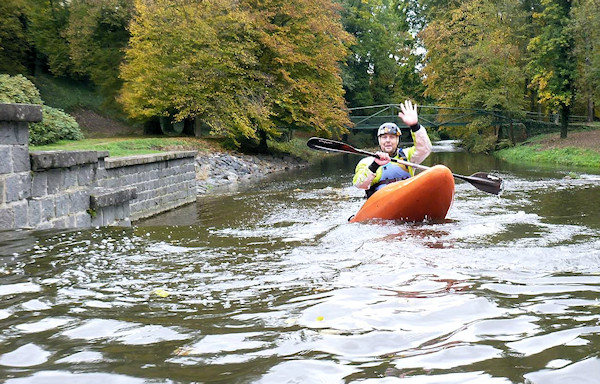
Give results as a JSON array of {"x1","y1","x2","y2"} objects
[{"x1": 1, "y1": 141, "x2": 600, "y2": 383}]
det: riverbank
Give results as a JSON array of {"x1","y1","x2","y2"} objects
[
  {"x1": 496, "y1": 127, "x2": 600, "y2": 168},
  {"x1": 30, "y1": 109, "x2": 318, "y2": 194},
  {"x1": 194, "y1": 151, "x2": 309, "y2": 194}
]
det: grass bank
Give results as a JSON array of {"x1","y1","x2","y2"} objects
[
  {"x1": 30, "y1": 135, "x2": 324, "y2": 162},
  {"x1": 495, "y1": 126, "x2": 600, "y2": 169},
  {"x1": 30, "y1": 137, "x2": 216, "y2": 157}
]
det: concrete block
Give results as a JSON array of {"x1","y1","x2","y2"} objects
[
  {"x1": 0, "y1": 103, "x2": 43, "y2": 123},
  {"x1": 115, "y1": 217, "x2": 132, "y2": 227},
  {"x1": 100, "y1": 206, "x2": 116, "y2": 226},
  {"x1": 0, "y1": 121, "x2": 30, "y2": 146},
  {"x1": 51, "y1": 217, "x2": 68, "y2": 229},
  {"x1": 37, "y1": 221, "x2": 53, "y2": 230},
  {"x1": 4, "y1": 173, "x2": 31, "y2": 202},
  {"x1": 28, "y1": 199, "x2": 42, "y2": 227},
  {"x1": 91, "y1": 210, "x2": 103, "y2": 227},
  {"x1": 89, "y1": 186, "x2": 137, "y2": 209},
  {"x1": 29, "y1": 150, "x2": 99, "y2": 171},
  {"x1": 13, "y1": 200, "x2": 29, "y2": 228},
  {"x1": 75, "y1": 212, "x2": 92, "y2": 228},
  {"x1": 0, "y1": 147, "x2": 11, "y2": 174},
  {"x1": 12, "y1": 146, "x2": 30, "y2": 173},
  {"x1": 47, "y1": 169, "x2": 63, "y2": 194},
  {"x1": 63, "y1": 168, "x2": 77, "y2": 189},
  {"x1": 77, "y1": 165, "x2": 95, "y2": 187},
  {"x1": 65, "y1": 215, "x2": 77, "y2": 228},
  {"x1": 55, "y1": 193, "x2": 70, "y2": 217},
  {"x1": 40, "y1": 196, "x2": 56, "y2": 221},
  {"x1": 31, "y1": 172, "x2": 47, "y2": 198},
  {"x1": 69, "y1": 190, "x2": 89, "y2": 213},
  {"x1": 103, "y1": 151, "x2": 196, "y2": 169},
  {"x1": 0, "y1": 176, "x2": 5, "y2": 204},
  {"x1": 0, "y1": 205, "x2": 14, "y2": 229}
]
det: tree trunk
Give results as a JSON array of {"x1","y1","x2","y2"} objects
[
  {"x1": 257, "y1": 129, "x2": 269, "y2": 153},
  {"x1": 509, "y1": 119, "x2": 515, "y2": 146},
  {"x1": 560, "y1": 103, "x2": 569, "y2": 139},
  {"x1": 588, "y1": 96, "x2": 595, "y2": 122}
]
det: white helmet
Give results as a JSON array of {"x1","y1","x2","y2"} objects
[{"x1": 377, "y1": 122, "x2": 401, "y2": 137}]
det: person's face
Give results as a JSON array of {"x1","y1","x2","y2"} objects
[{"x1": 378, "y1": 134, "x2": 399, "y2": 155}]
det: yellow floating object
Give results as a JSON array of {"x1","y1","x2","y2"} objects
[
  {"x1": 316, "y1": 316, "x2": 324, "y2": 321},
  {"x1": 153, "y1": 288, "x2": 170, "y2": 298}
]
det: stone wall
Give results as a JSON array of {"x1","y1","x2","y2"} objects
[
  {"x1": 0, "y1": 103, "x2": 197, "y2": 231},
  {"x1": 100, "y1": 152, "x2": 197, "y2": 221}
]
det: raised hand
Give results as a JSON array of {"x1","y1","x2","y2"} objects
[{"x1": 398, "y1": 100, "x2": 418, "y2": 127}]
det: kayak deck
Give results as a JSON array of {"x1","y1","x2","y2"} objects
[{"x1": 349, "y1": 164, "x2": 455, "y2": 223}]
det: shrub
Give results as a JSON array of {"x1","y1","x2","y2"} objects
[
  {"x1": 0, "y1": 74, "x2": 43, "y2": 104},
  {"x1": 29, "y1": 106, "x2": 84, "y2": 145},
  {"x1": 0, "y1": 74, "x2": 84, "y2": 145}
]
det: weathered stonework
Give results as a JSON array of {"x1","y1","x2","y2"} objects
[{"x1": 0, "y1": 103, "x2": 197, "y2": 230}]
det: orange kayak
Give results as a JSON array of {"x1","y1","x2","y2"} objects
[{"x1": 349, "y1": 164, "x2": 455, "y2": 223}]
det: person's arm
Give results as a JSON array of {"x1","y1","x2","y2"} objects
[
  {"x1": 353, "y1": 157, "x2": 378, "y2": 190},
  {"x1": 407, "y1": 125, "x2": 432, "y2": 164},
  {"x1": 398, "y1": 100, "x2": 432, "y2": 165}
]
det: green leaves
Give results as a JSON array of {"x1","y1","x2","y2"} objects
[
  {"x1": 65, "y1": 0, "x2": 133, "y2": 105},
  {"x1": 341, "y1": 0, "x2": 419, "y2": 107},
  {"x1": 119, "y1": 0, "x2": 352, "y2": 145},
  {"x1": 527, "y1": 0, "x2": 575, "y2": 137},
  {"x1": 0, "y1": 74, "x2": 83, "y2": 145}
]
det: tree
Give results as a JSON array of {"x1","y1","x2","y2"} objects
[
  {"x1": 244, "y1": 0, "x2": 354, "y2": 146},
  {"x1": 341, "y1": 0, "x2": 422, "y2": 107},
  {"x1": 527, "y1": 0, "x2": 576, "y2": 138},
  {"x1": 572, "y1": 0, "x2": 600, "y2": 121},
  {"x1": 420, "y1": 0, "x2": 525, "y2": 151},
  {"x1": 120, "y1": 0, "x2": 352, "y2": 150},
  {"x1": 0, "y1": 0, "x2": 31, "y2": 75},
  {"x1": 120, "y1": 0, "x2": 270, "y2": 142},
  {"x1": 26, "y1": 0, "x2": 73, "y2": 76},
  {"x1": 65, "y1": 0, "x2": 134, "y2": 108}
]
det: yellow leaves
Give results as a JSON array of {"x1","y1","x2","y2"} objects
[{"x1": 120, "y1": 0, "x2": 351, "y2": 139}]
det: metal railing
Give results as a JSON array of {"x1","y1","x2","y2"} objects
[{"x1": 348, "y1": 104, "x2": 589, "y2": 131}]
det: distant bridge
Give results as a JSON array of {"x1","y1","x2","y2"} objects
[{"x1": 348, "y1": 104, "x2": 589, "y2": 135}]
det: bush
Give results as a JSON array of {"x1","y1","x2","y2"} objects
[
  {"x1": 0, "y1": 74, "x2": 43, "y2": 104},
  {"x1": 29, "y1": 106, "x2": 84, "y2": 145},
  {"x1": 0, "y1": 74, "x2": 84, "y2": 145}
]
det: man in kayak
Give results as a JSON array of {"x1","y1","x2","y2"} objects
[{"x1": 353, "y1": 100, "x2": 432, "y2": 198}]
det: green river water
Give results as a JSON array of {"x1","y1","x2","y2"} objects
[{"x1": 1, "y1": 141, "x2": 600, "y2": 383}]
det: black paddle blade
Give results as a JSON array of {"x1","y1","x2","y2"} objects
[
  {"x1": 463, "y1": 172, "x2": 503, "y2": 195},
  {"x1": 306, "y1": 137, "x2": 359, "y2": 154}
]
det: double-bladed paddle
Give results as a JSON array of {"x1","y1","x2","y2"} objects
[{"x1": 306, "y1": 137, "x2": 503, "y2": 195}]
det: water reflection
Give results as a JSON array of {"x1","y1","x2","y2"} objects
[{"x1": 1, "y1": 146, "x2": 600, "y2": 383}]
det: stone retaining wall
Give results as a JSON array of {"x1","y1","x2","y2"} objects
[
  {"x1": 100, "y1": 152, "x2": 197, "y2": 221},
  {"x1": 0, "y1": 103, "x2": 197, "y2": 231}
]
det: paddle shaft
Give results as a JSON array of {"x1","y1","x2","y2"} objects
[{"x1": 306, "y1": 137, "x2": 503, "y2": 195}]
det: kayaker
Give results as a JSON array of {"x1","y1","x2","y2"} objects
[{"x1": 353, "y1": 100, "x2": 432, "y2": 198}]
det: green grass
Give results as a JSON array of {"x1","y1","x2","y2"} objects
[
  {"x1": 497, "y1": 144, "x2": 600, "y2": 168},
  {"x1": 30, "y1": 137, "x2": 218, "y2": 158},
  {"x1": 30, "y1": 135, "x2": 322, "y2": 160}
]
